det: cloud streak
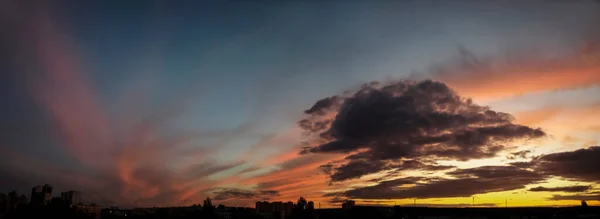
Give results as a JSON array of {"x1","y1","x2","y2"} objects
[
  {"x1": 211, "y1": 188, "x2": 280, "y2": 201},
  {"x1": 531, "y1": 146, "x2": 600, "y2": 183},
  {"x1": 425, "y1": 42, "x2": 600, "y2": 100},
  {"x1": 528, "y1": 185, "x2": 591, "y2": 193},
  {"x1": 0, "y1": 1, "x2": 249, "y2": 207},
  {"x1": 331, "y1": 166, "x2": 544, "y2": 200},
  {"x1": 550, "y1": 193, "x2": 600, "y2": 201}
]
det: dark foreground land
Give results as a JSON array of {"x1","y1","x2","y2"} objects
[
  {"x1": 319, "y1": 206, "x2": 600, "y2": 219},
  {"x1": 2, "y1": 205, "x2": 600, "y2": 219}
]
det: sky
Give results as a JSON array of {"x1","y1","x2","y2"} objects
[{"x1": 0, "y1": 0, "x2": 599, "y2": 208}]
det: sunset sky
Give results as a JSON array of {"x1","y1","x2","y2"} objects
[{"x1": 1, "y1": 0, "x2": 599, "y2": 208}]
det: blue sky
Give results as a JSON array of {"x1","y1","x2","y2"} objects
[{"x1": 1, "y1": 0, "x2": 599, "y2": 207}]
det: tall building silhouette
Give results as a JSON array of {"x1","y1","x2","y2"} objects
[
  {"x1": 1, "y1": 191, "x2": 26, "y2": 213},
  {"x1": 256, "y1": 201, "x2": 272, "y2": 213},
  {"x1": 7, "y1": 191, "x2": 18, "y2": 209},
  {"x1": 0, "y1": 193, "x2": 8, "y2": 214},
  {"x1": 60, "y1": 190, "x2": 81, "y2": 206},
  {"x1": 30, "y1": 184, "x2": 53, "y2": 206},
  {"x1": 256, "y1": 201, "x2": 293, "y2": 219}
]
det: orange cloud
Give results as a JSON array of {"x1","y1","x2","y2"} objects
[
  {"x1": 512, "y1": 107, "x2": 562, "y2": 126},
  {"x1": 8, "y1": 3, "x2": 240, "y2": 207},
  {"x1": 513, "y1": 103, "x2": 600, "y2": 128},
  {"x1": 29, "y1": 12, "x2": 111, "y2": 167},
  {"x1": 430, "y1": 46, "x2": 600, "y2": 101}
]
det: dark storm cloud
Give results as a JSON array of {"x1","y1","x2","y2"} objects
[
  {"x1": 300, "y1": 139, "x2": 360, "y2": 154},
  {"x1": 297, "y1": 119, "x2": 332, "y2": 134},
  {"x1": 211, "y1": 188, "x2": 280, "y2": 201},
  {"x1": 528, "y1": 185, "x2": 591, "y2": 193},
  {"x1": 329, "y1": 159, "x2": 390, "y2": 182},
  {"x1": 303, "y1": 96, "x2": 341, "y2": 115},
  {"x1": 332, "y1": 166, "x2": 543, "y2": 199},
  {"x1": 325, "y1": 159, "x2": 454, "y2": 182},
  {"x1": 330, "y1": 146, "x2": 600, "y2": 200},
  {"x1": 549, "y1": 193, "x2": 600, "y2": 201},
  {"x1": 301, "y1": 80, "x2": 545, "y2": 182},
  {"x1": 531, "y1": 146, "x2": 600, "y2": 182},
  {"x1": 319, "y1": 163, "x2": 334, "y2": 175}
]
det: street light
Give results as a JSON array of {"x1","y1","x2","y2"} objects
[{"x1": 505, "y1": 198, "x2": 512, "y2": 208}]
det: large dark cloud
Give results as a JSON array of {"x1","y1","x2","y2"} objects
[
  {"x1": 320, "y1": 159, "x2": 454, "y2": 182},
  {"x1": 549, "y1": 193, "x2": 600, "y2": 201},
  {"x1": 531, "y1": 146, "x2": 600, "y2": 182},
  {"x1": 330, "y1": 166, "x2": 544, "y2": 200},
  {"x1": 528, "y1": 185, "x2": 592, "y2": 193},
  {"x1": 329, "y1": 159, "x2": 390, "y2": 182},
  {"x1": 300, "y1": 80, "x2": 545, "y2": 182},
  {"x1": 211, "y1": 188, "x2": 280, "y2": 201},
  {"x1": 328, "y1": 146, "x2": 600, "y2": 200}
]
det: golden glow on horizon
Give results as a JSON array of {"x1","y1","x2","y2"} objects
[{"x1": 4, "y1": 2, "x2": 599, "y2": 208}]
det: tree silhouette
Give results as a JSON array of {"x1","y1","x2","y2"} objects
[
  {"x1": 296, "y1": 197, "x2": 307, "y2": 210},
  {"x1": 202, "y1": 197, "x2": 216, "y2": 219},
  {"x1": 203, "y1": 197, "x2": 214, "y2": 211},
  {"x1": 291, "y1": 197, "x2": 315, "y2": 219}
]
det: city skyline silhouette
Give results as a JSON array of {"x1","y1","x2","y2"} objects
[{"x1": 1, "y1": 0, "x2": 599, "y2": 215}]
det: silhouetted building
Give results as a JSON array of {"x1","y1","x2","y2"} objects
[
  {"x1": 7, "y1": 191, "x2": 18, "y2": 210},
  {"x1": 256, "y1": 201, "x2": 293, "y2": 219},
  {"x1": 49, "y1": 197, "x2": 63, "y2": 207},
  {"x1": 0, "y1": 193, "x2": 7, "y2": 214},
  {"x1": 60, "y1": 190, "x2": 81, "y2": 206},
  {"x1": 0, "y1": 191, "x2": 26, "y2": 214},
  {"x1": 307, "y1": 201, "x2": 314, "y2": 210},
  {"x1": 257, "y1": 212, "x2": 275, "y2": 219},
  {"x1": 256, "y1": 201, "x2": 272, "y2": 213},
  {"x1": 30, "y1": 184, "x2": 52, "y2": 206},
  {"x1": 273, "y1": 201, "x2": 283, "y2": 212},
  {"x1": 285, "y1": 202, "x2": 293, "y2": 215},
  {"x1": 75, "y1": 204, "x2": 101, "y2": 219},
  {"x1": 17, "y1": 194, "x2": 27, "y2": 206}
]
